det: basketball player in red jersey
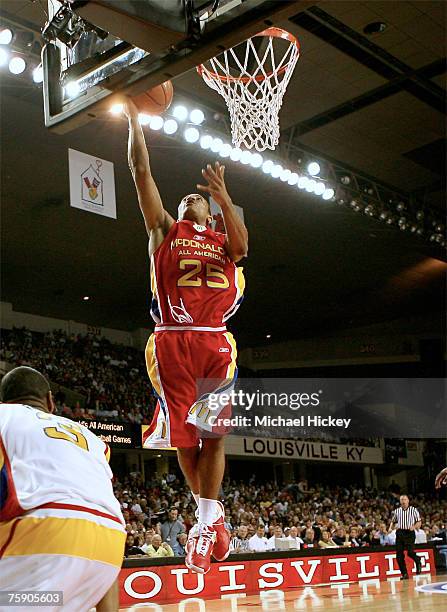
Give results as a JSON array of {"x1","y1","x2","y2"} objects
[{"x1": 124, "y1": 99, "x2": 248, "y2": 574}]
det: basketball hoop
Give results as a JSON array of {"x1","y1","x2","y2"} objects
[{"x1": 197, "y1": 28, "x2": 300, "y2": 152}]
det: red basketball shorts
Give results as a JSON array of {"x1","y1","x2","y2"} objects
[{"x1": 143, "y1": 330, "x2": 237, "y2": 448}]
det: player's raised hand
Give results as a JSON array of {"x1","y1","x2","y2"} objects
[
  {"x1": 197, "y1": 161, "x2": 231, "y2": 207},
  {"x1": 435, "y1": 467, "x2": 447, "y2": 489}
]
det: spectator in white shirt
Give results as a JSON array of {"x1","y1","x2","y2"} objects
[
  {"x1": 249, "y1": 525, "x2": 269, "y2": 552},
  {"x1": 131, "y1": 498, "x2": 142, "y2": 515},
  {"x1": 415, "y1": 528, "x2": 427, "y2": 544},
  {"x1": 267, "y1": 525, "x2": 284, "y2": 550},
  {"x1": 385, "y1": 529, "x2": 396, "y2": 545},
  {"x1": 286, "y1": 526, "x2": 304, "y2": 549}
]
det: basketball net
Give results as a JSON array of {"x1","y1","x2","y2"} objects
[{"x1": 197, "y1": 28, "x2": 300, "y2": 152}]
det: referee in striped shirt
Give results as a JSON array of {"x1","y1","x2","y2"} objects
[{"x1": 389, "y1": 494, "x2": 422, "y2": 579}]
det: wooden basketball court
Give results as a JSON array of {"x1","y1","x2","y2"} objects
[{"x1": 120, "y1": 573, "x2": 447, "y2": 610}]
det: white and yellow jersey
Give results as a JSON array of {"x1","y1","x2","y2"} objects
[{"x1": 0, "y1": 403, "x2": 124, "y2": 529}]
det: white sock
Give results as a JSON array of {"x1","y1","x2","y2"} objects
[
  {"x1": 198, "y1": 498, "x2": 219, "y2": 526},
  {"x1": 192, "y1": 492, "x2": 200, "y2": 507}
]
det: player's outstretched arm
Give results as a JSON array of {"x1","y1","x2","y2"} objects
[
  {"x1": 197, "y1": 161, "x2": 248, "y2": 262},
  {"x1": 435, "y1": 466, "x2": 447, "y2": 488},
  {"x1": 95, "y1": 578, "x2": 119, "y2": 612},
  {"x1": 124, "y1": 99, "x2": 174, "y2": 244}
]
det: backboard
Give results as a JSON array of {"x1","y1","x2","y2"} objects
[{"x1": 42, "y1": 0, "x2": 305, "y2": 133}]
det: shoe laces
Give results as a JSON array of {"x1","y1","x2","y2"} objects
[{"x1": 196, "y1": 524, "x2": 215, "y2": 557}]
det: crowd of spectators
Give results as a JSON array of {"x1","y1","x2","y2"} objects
[
  {"x1": 0, "y1": 327, "x2": 156, "y2": 424},
  {"x1": 0, "y1": 327, "x2": 379, "y2": 450},
  {"x1": 2, "y1": 327, "x2": 446, "y2": 564},
  {"x1": 116, "y1": 473, "x2": 447, "y2": 558}
]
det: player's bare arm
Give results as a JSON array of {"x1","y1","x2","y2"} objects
[
  {"x1": 95, "y1": 579, "x2": 119, "y2": 612},
  {"x1": 197, "y1": 161, "x2": 248, "y2": 262},
  {"x1": 124, "y1": 98, "x2": 174, "y2": 256}
]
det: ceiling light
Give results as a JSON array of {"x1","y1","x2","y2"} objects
[
  {"x1": 32, "y1": 64, "x2": 44, "y2": 83},
  {"x1": 363, "y1": 21, "x2": 387, "y2": 35},
  {"x1": 271, "y1": 164, "x2": 282, "y2": 178},
  {"x1": 184, "y1": 126, "x2": 200, "y2": 143},
  {"x1": 250, "y1": 153, "x2": 263, "y2": 168},
  {"x1": 200, "y1": 134, "x2": 213, "y2": 149},
  {"x1": 163, "y1": 119, "x2": 178, "y2": 135},
  {"x1": 307, "y1": 161, "x2": 320, "y2": 176},
  {"x1": 9, "y1": 56, "x2": 26, "y2": 75},
  {"x1": 288, "y1": 172, "x2": 298, "y2": 186},
  {"x1": 266, "y1": 334, "x2": 271, "y2": 339},
  {"x1": 305, "y1": 179, "x2": 316, "y2": 192},
  {"x1": 190, "y1": 108, "x2": 205, "y2": 125},
  {"x1": 298, "y1": 176, "x2": 309, "y2": 189},
  {"x1": 314, "y1": 182, "x2": 326, "y2": 196},
  {"x1": 322, "y1": 188, "x2": 335, "y2": 200},
  {"x1": 110, "y1": 103, "x2": 123, "y2": 115},
  {"x1": 65, "y1": 80, "x2": 80, "y2": 97},
  {"x1": 240, "y1": 150, "x2": 252, "y2": 165},
  {"x1": 172, "y1": 105, "x2": 188, "y2": 121},
  {"x1": 138, "y1": 113, "x2": 151, "y2": 126},
  {"x1": 150, "y1": 115, "x2": 164, "y2": 130},
  {"x1": 230, "y1": 147, "x2": 242, "y2": 162},
  {"x1": 262, "y1": 160, "x2": 274, "y2": 174},
  {"x1": 340, "y1": 175, "x2": 351, "y2": 185},
  {"x1": 280, "y1": 168, "x2": 291, "y2": 182},
  {"x1": 219, "y1": 143, "x2": 232, "y2": 158},
  {"x1": 83, "y1": 296, "x2": 90, "y2": 301},
  {"x1": 211, "y1": 137, "x2": 223, "y2": 153},
  {"x1": 0, "y1": 28, "x2": 13, "y2": 45}
]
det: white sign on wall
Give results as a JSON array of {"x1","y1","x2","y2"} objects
[
  {"x1": 68, "y1": 148, "x2": 116, "y2": 219},
  {"x1": 225, "y1": 436, "x2": 384, "y2": 464},
  {"x1": 210, "y1": 197, "x2": 244, "y2": 233}
]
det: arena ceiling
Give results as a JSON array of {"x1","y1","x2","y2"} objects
[{"x1": 0, "y1": 1, "x2": 445, "y2": 347}]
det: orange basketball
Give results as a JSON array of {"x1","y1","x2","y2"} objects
[{"x1": 131, "y1": 80, "x2": 174, "y2": 115}]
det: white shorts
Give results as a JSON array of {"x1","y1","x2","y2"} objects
[{"x1": 0, "y1": 554, "x2": 119, "y2": 612}]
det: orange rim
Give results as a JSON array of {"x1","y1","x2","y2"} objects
[{"x1": 196, "y1": 28, "x2": 299, "y2": 84}]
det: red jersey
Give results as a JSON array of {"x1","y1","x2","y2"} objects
[{"x1": 150, "y1": 220, "x2": 245, "y2": 329}]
